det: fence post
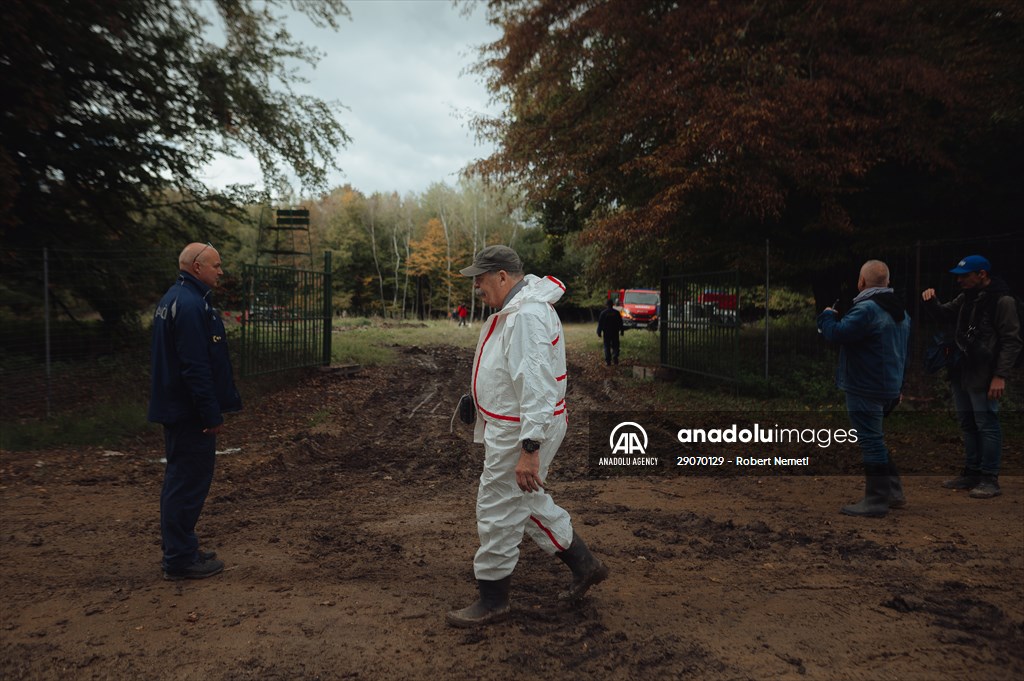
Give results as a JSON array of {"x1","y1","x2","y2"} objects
[
  {"x1": 659, "y1": 276, "x2": 667, "y2": 367},
  {"x1": 913, "y1": 240, "x2": 922, "y2": 367},
  {"x1": 43, "y1": 247, "x2": 52, "y2": 418},
  {"x1": 322, "y1": 250, "x2": 333, "y2": 366},
  {"x1": 764, "y1": 239, "x2": 770, "y2": 381}
]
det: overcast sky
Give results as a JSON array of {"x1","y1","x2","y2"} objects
[{"x1": 200, "y1": 0, "x2": 502, "y2": 197}]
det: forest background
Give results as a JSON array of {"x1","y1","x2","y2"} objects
[{"x1": 2, "y1": 0, "x2": 1021, "y2": 331}]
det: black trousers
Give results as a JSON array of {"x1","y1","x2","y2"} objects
[
  {"x1": 603, "y1": 335, "x2": 620, "y2": 365},
  {"x1": 160, "y1": 420, "x2": 216, "y2": 571}
]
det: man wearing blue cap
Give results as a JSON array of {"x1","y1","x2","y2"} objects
[{"x1": 922, "y1": 255, "x2": 1021, "y2": 498}]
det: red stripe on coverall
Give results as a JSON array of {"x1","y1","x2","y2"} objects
[
  {"x1": 546, "y1": 276, "x2": 566, "y2": 291},
  {"x1": 553, "y1": 398, "x2": 566, "y2": 416},
  {"x1": 472, "y1": 316, "x2": 500, "y2": 412},
  {"x1": 530, "y1": 515, "x2": 566, "y2": 551},
  {"x1": 477, "y1": 398, "x2": 567, "y2": 422},
  {"x1": 478, "y1": 405, "x2": 521, "y2": 422}
]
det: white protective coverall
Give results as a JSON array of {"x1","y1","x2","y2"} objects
[{"x1": 471, "y1": 274, "x2": 574, "y2": 580}]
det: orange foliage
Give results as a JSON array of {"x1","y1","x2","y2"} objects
[{"x1": 406, "y1": 218, "x2": 448, "y2": 277}]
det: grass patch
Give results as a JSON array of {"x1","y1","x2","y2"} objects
[
  {"x1": 1, "y1": 400, "x2": 150, "y2": 451},
  {"x1": 563, "y1": 322, "x2": 661, "y2": 366},
  {"x1": 9, "y1": 313, "x2": 1005, "y2": 451},
  {"x1": 329, "y1": 317, "x2": 660, "y2": 369},
  {"x1": 330, "y1": 317, "x2": 481, "y2": 366}
]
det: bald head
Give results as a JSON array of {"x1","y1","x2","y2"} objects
[
  {"x1": 859, "y1": 260, "x2": 890, "y2": 290},
  {"x1": 179, "y1": 243, "x2": 207, "y2": 269},
  {"x1": 178, "y1": 242, "x2": 223, "y2": 287}
]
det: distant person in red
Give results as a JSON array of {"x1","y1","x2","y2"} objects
[
  {"x1": 458, "y1": 303, "x2": 469, "y2": 327},
  {"x1": 597, "y1": 298, "x2": 624, "y2": 366}
]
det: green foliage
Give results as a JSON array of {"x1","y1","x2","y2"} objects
[
  {"x1": 739, "y1": 286, "x2": 815, "y2": 316},
  {"x1": 1, "y1": 0, "x2": 350, "y2": 324}
]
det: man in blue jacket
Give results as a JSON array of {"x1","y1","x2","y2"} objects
[
  {"x1": 149, "y1": 242, "x2": 242, "y2": 579},
  {"x1": 817, "y1": 260, "x2": 911, "y2": 518}
]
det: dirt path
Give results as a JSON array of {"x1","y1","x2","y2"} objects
[{"x1": 2, "y1": 345, "x2": 1022, "y2": 680}]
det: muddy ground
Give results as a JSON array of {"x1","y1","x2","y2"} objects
[{"x1": 1, "y1": 342, "x2": 1022, "y2": 680}]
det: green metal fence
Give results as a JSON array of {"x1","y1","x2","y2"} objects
[
  {"x1": 660, "y1": 270, "x2": 740, "y2": 381},
  {"x1": 239, "y1": 252, "x2": 333, "y2": 377}
]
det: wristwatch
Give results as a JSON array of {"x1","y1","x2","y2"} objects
[{"x1": 522, "y1": 438, "x2": 541, "y2": 453}]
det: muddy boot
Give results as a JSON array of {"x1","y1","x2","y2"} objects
[
  {"x1": 445, "y1": 576, "x2": 511, "y2": 628},
  {"x1": 968, "y1": 474, "x2": 1002, "y2": 499},
  {"x1": 841, "y1": 463, "x2": 890, "y2": 518},
  {"x1": 942, "y1": 467, "x2": 981, "y2": 490},
  {"x1": 556, "y1": 532, "x2": 610, "y2": 601},
  {"x1": 887, "y1": 458, "x2": 906, "y2": 509}
]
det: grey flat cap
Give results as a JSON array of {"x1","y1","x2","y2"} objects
[{"x1": 459, "y1": 245, "x2": 522, "y2": 277}]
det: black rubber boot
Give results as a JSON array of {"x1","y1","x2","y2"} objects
[
  {"x1": 887, "y1": 458, "x2": 906, "y2": 509},
  {"x1": 841, "y1": 463, "x2": 890, "y2": 518},
  {"x1": 556, "y1": 532, "x2": 610, "y2": 601},
  {"x1": 445, "y1": 576, "x2": 512, "y2": 628},
  {"x1": 942, "y1": 467, "x2": 982, "y2": 490}
]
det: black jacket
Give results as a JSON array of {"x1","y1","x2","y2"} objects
[
  {"x1": 597, "y1": 307, "x2": 624, "y2": 337},
  {"x1": 925, "y1": 277, "x2": 1022, "y2": 391}
]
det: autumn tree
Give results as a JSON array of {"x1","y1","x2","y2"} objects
[
  {"x1": 299, "y1": 180, "x2": 548, "y2": 318},
  {"x1": 406, "y1": 218, "x2": 452, "y2": 318},
  {"x1": 0, "y1": 0, "x2": 350, "y2": 324},
  {"x1": 313, "y1": 185, "x2": 378, "y2": 313},
  {"x1": 471, "y1": 1, "x2": 1024, "y2": 296}
]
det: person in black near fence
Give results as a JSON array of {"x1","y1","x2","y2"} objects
[{"x1": 597, "y1": 298, "x2": 624, "y2": 366}]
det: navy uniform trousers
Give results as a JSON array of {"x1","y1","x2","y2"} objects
[{"x1": 160, "y1": 419, "x2": 216, "y2": 571}]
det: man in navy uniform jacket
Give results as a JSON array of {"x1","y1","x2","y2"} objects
[{"x1": 149, "y1": 242, "x2": 241, "y2": 580}]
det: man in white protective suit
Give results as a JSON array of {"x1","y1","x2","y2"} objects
[{"x1": 446, "y1": 245, "x2": 609, "y2": 628}]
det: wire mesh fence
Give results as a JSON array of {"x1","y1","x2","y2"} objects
[
  {"x1": 3, "y1": 234, "x2": 1021, "y2": 432},
  {"x1": 1, "y1": 248, "x2": 180, "y2": 423},
  {"x1": 660, "y1": 234, "x2": 1024, "y2": 393},
  {"x1": 0, "y1": 247, "x2": 331, "y2": 430}
]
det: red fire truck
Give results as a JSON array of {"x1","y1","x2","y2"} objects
[{"x1": 609, "y1": 288, "x2": 660, "y2": 330}]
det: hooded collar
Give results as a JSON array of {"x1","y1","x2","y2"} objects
[
  {"x1": 496, "y1": 274, "x2": 565, "y2": 315},
  {"x1": 982, "y1": 276, "x2": 1011, "y2": 298},
  {"x1": 855, "y1": 286, "x2": 906, "y2": 322},
  {"x1": 963, "y1": 275, "x2": 1010, "y2": 303},
  {"x1": 853, "y1": 286, "x2": 892, "y2": 303}
]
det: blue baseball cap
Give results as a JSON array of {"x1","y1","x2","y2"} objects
[{"x1": 949, "y1": 255, "x2": 991, "y2": 275}]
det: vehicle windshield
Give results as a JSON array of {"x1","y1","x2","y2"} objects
[{"x1": 623, "y1": 291, "x2": 659, "y2": 305}]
